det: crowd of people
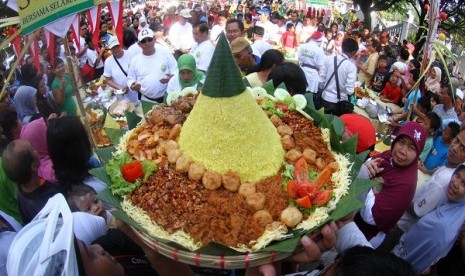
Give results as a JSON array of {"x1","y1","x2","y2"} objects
[{"x1": 0, "y1": 0, "x2": 465, "y2": 275}]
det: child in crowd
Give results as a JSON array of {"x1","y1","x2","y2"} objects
[
  {"x1": 380, "y1": 72, "x2": 402, "y2": 105},
  {"x1": 281, "y1": 23, "x2": 298, "y2": 55},
  {"x1": 371, "y1": 55, "x2": 390, "y2": 93},
  {"x1": 416, "y1": 111, "x2": 442, "y2": 162},
  {"x1": 67, "y1": 184, "x2": 112, "y2": 225},
  {"x1": 420, "y1": 121, "x2": 460, "y2": 175},
  {"x1": 321, "y1": 29, "x2": 335, "y2": 56}
]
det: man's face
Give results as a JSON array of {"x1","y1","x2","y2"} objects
[
  {"x1": 447, "y1": 169, "x2": 465, "y2": 201},
  {"x1": 447, "y1": 130, "x2": 465, "y2": 165},
  {"x1": 111, "y1": 45, "x2": 123, "y2": 58},
  {"x1": 439, "y1": 86, "x2": 450, "y2": 104},
  {"x1": 226, "y1": 22, "x2": 243, "y2": 43},
  {"x1": 80, "y1": 25, "x2": 88, "y2": 36},
  {"x1": 139, "y1": 36, "x2": 155, "y2": 53},
  {"x1": 101, "y1": 23, "x2": 108, "y2": 32},
  {"x1": 259, "y1": 13, "x2": 268, "y2": 23},
  {"x1": 290, "y1": 12, "x2": 298, "y2": 23},
  {"x1": 234, "y1": 49, "x2": 251, "y2": 69},
  {"x1": 193, "y1": 27, "x2": 208, "y2": 43},
  {"x1": 218, "y1": 16, "x2": 227, "y2": 26}
]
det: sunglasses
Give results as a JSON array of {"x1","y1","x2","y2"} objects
[{"x1": 140, "y1": 37, "x2": 154, "y2": 44}]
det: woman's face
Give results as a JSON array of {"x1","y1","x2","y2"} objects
[
  {"x1": 337, "y1": 33, "x2": 343, "y2": 41},
  {"x1": 430, "y1": 68, "x2": 437, "y2": 78},
  {"x1": 54, "y1": 62, "x2": 65, "y2": 77},
  {"x1": 391, "y1": 136, "x2": 417, "y2": 167},
  {"x1": 446, "y1": 169, "x2": 465, "y2": 201},
  {"x1": 180, "y1": 69, "x2": 194, "y2": 83}
]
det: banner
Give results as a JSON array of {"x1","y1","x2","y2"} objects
[
  {"x1": 14, "y1": 0, "x2": 99, "y2": 34},
  {"x1": 305, "y1": 0, "x2": 329, "y2": 6}
]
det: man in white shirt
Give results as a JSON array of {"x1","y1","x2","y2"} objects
[
  {"x1": 318, "y1": 37, "x2": 359, "y2": 114},
  {"x1": 286, "y1": 10, "x2": 303, "y2": 34},
  {"x1": 251, "y1": 26, "x2": 272, "y2": 58},
  {"x1": 298, "y1": 32, "x2": 325, "y2": 94},
  {"x1": 210, "y1": 11, "x2": 227, "y2": 44},
  {"x1": 299, "y1": 17, "x2": 316, "y2": 44},
  {"x1": 169, "y1": 8, "x2": 195, "y2": 59},
  {"x1": 255, "y1": 8, "x2": 278, "y2": 45},
  {"x1": 75, "y1": 23, "x2": 89, "y2": 68},
  {"x1": 103, "y1": 36, "x2": 138, "y2": 103},
  {"x1": 127, "y1": 29, "x2": 177, "y2": 103},
  {"x1": 190, "y1": 22, "x2": 215, "y2": 73}
]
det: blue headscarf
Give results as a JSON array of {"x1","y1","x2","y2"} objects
[
  {"x1": 393, "y1": 166, "x2": 465, "y2": 274},
  {"x1": 14, "y1": 85, "x2": 38, "y2": 124}
]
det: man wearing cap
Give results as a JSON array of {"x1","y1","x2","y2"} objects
[
  {"x1": 190, "y1": 22, "x2": 215, "y2": 73},
  {"x1": 169, "y1": 8, "x2": 195, "y2": 59},
  {"x1": 231, "y1": 37, "x2": 260, "y2": 76},
  {"x1": 298, "y1": 31, "x2": 325, "y2": 94},
  {"x1": 103, "y1": 36, "x2": 138, "y2": 103},
  {"x1": 127, "y1": 28, "x2": 177, "y2": 103},
  {"x1": 256, "y1": 7, "x2": 278, "y2": 45},
  {"x1": 251, "y1": 26, "x2": 272, "y2": 58}
]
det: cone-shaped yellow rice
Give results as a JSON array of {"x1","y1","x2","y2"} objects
[{"x1": 178, "y1": 91, "x2": 284, "y2": 182}]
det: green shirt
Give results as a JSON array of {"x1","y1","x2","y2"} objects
[
  {"x1": 0, "y1": 159, "x2": 22, "y2": 224},
  {"x1": 52, "y1": 74, "x2": 77, "y2": 116}
]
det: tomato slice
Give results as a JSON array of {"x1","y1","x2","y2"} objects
[
  {"x1": 275, "y1": 104, "x2": 288, "y2": 112},
  {"x1": 314, "y1": 167, "x2": 332, "y2": 188},
  {"x1": 312, "y1": 190, "x2": 331, "y2": 206},
  {"x1": 296, "y1": 195, "x2": 312, "y2": 208},
  {"x1": 121, "y1": 161, "x2": 144, "y2": 183},
  {"x1": 294, "y1": 157, "x2": 309, "y2": 184},
  {"x1": 287, "y1": 180, "x2": 300, "y2": 199},
  {"x1": 297, "y1": 182, "x2": 318, "y2": 199}
]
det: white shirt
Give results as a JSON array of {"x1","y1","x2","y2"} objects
[
  {"x1": 127, "y1": 47, "x2": 178, "y2": 99},
  {"x1": 190, "y1": 39, "x2": 215, "y2": 72},
  {"x1": 78, "y1": 36, "x2": 87, "y2": 67},
  {"x1": 103, "y1": 50, "x2": 138, "y2": 102},
  {"x1": 398, "y1": 166, "x2": 455, "y2": 232},
  {"x1": 169, "y1": 22, "x2": 195, "y2": 50},
  {"x1": 299, "y1": 25, "x2": 316, "y2": 44},
  {"x1": 298, "y1": 40, "x2": 325, "y2": 93},
  {"x1": 127, "y1": 42, "x2": 142, "y2": 57},
  {"x1": 252, "y1": 39, "x2": 273, "y2": 58},
  {"x1": 256, "y1": 20, "x2": 278, "y2": 43},
  {"x1": 166, "y1": 73, "x2": 204, "y2": 93},
  {"x1": 210, "y1": 24, "x2": 225, "y2": 42},
  {"x1": 86, "y1": 48, "x2": 104, "y2": 69},
  {"x1": 320, "y1": 53, "x2": 357, "y2": 103}
]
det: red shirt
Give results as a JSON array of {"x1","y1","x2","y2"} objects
[
  {"x1": 381, "y1": 82, "x2": 402, "y2": 104},
  {"x1": 282, "y1": 31, "x2": 297, "y2": 48}
]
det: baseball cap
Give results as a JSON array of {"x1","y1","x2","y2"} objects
[
  {"x1": 107, "y1": 36, "x2": 120, "y2": 48},
  {"x1": 180, "y1": 8, "x2": 192, "y2": 18},
  {"x1": 138, "y1": 28, "x2": 154, "y2": 42},
  {"x1": 258, "y1": 8, "x2": 270, "y2": 15},
  {"x1": 230, "y1": 37, "x2": 250, "y2": 54}
]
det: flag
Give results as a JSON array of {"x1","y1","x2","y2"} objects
[{"x1": 107, "y1": 0, "x2": 124, "y2": 45}]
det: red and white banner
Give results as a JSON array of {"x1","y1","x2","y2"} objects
[
  {"x1": 107, "y1": 0, "x2": 124, "y2": 46},
  {"x1": 87, "y1": 5, "x2": 102, "y2": 49},
  {"x1": 44, "y1": 29, "x2": 56, "y2": 69},
  {"x1": 70, "y1": 14, "x2": 81, "y2": 50}
]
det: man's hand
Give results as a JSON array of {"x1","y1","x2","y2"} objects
[{"x1": 131, "y1": 82, "x2": 141, "y2": 91}]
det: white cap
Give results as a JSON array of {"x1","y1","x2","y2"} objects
[
  {"x1": 179, "y1": 8, "x2": 192, "y2": 18},
  {"x1": 456, "y1": 88, "x2": 464, "y2": 100},
  {"x1": 138, "y1": 28, "x2": 154, "y2": 42},
  {"x1": 107, "y1": 36, "x2": 120, "y2": 48}
]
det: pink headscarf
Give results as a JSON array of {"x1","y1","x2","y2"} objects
[{"x1": 20, "y1": 118, "x2": 56, "y2": 183}]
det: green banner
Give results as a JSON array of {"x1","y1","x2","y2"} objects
[
  {"x1": 305, "y1": 0, "x2": 329, "y2": 6},
  {"x1": 18, "y1": 0, "x2": 96, "y2": 34}
]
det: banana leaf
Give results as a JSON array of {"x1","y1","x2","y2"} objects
[
  {"x1": 141, "y1": 100, "x2": 155, "y2": 116},
  {"x1": 95, "y1": 146, "x2": 115, "y2": 164},
  {"x1": 126, "y1": 111, "x2": 142, "y2": 130},
  {"x1": 105, "y1": 128, "x2": 126, "y2": 145}
]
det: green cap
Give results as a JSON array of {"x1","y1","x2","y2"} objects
[{"x1": 202, "y1": 33, "x2": 246, "y2": 97}]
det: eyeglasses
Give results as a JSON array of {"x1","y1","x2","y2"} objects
[
  {"x1": 140, "y1": 37, "x2": 154, "y2": 44},
  {"x1": 452, "y1": 137, "x2": 465, "y2": 153}
]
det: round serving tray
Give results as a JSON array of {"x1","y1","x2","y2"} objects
[{"x1": 135, "y1": 228, "x2": 292, "y2": 269}]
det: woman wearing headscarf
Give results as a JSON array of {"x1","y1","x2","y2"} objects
[
  {"x1": 354, "y1": 122, "x2": 426, "y2": 248},
  {"x1": 424, "y1": 66, "x2": 442, "y2": 94},
  {"x1": 20, "y1": 117, "x2": 56, "y2": 183},
  {"x1": 393, "y1": 165, "x2": 465, "y2": 274},
  {"x1": 166, "y1": 54, "x2": 205, "y2": 94},
  {"x1": 13, "y1": 86, "x2": 40, "y2": 124},
  {"x1": 334, "y1": 31, "x2": 344, "y2": 56}
]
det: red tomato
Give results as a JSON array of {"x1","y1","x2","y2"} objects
[
  {"x1": 314, "y1": 167, "x2": 332, "y2": 189},
  {"x1": 297, "y1": 182, "x2": 318, "y2": 199},
  {"x1": 296, "y1": 195, "x2": 312, "y2": 208},
  {"x1": 287, "y1": 180, "x2": 300, "y2": 199},
  {"x1": 275, "y1": 104, "x2": 288, "y2": 112},
  {"x1": 121, "y1": 161, "x2": 144, "y2": 183},
  {"x1": 312, "y1": 190, "x2": 331, "y2": 206},
  {"x1": 294, "y1": 157, "x2": 309, "y2": 184}
]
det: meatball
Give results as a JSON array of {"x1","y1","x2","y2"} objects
[
  {"x1": 315, "y1": 158, "x2": 326, "y2": 171},
  {"x1": 169, "y1": 124, "x2": 182, "y2": 140},
  {"x1": 269, "y1": 115, "x2": 283, "y2": 127},
  {"x1": 188, "y1": 162, "x2": 206, "y2": 181},
  {"x1": 238, "y1": 182, "x2": 256, "y2": 197},
  {"x1": 303, "y1": 148, "x2": 317, "y2": 164},
  {"x1": 222, "y1": 171, "x2": 241, "y2": 192},
  {"x1": 253, "y1": 210, "x2": 273, "y2": 226},
  {"x1": 285, "y1": 149, "x2": 302, "y2": 162},
  {"x1": 175, "y1": 155, "x2": 191, "y2": 173},
  {"x1": 246, "y1": 192, "x2": 266, "y2": 211},
  {"x1": 280, "y1": 207, "x2": 303, "y2": 228},
  {"x1": 202, "y1": 171, "x2": 222, "y2": 190},
  {"x1": 281, "y1": 135, "x2": 295, "y2": 150},
  {"x1": 167, "y1": 149, "x2": 182, "y2": 164},
  {"x1": 277, "y1": 124, "x2": 293, "y2": 136},
  {"x1": 164, "y1": 140, "x2": 179, "y2": 155}
]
